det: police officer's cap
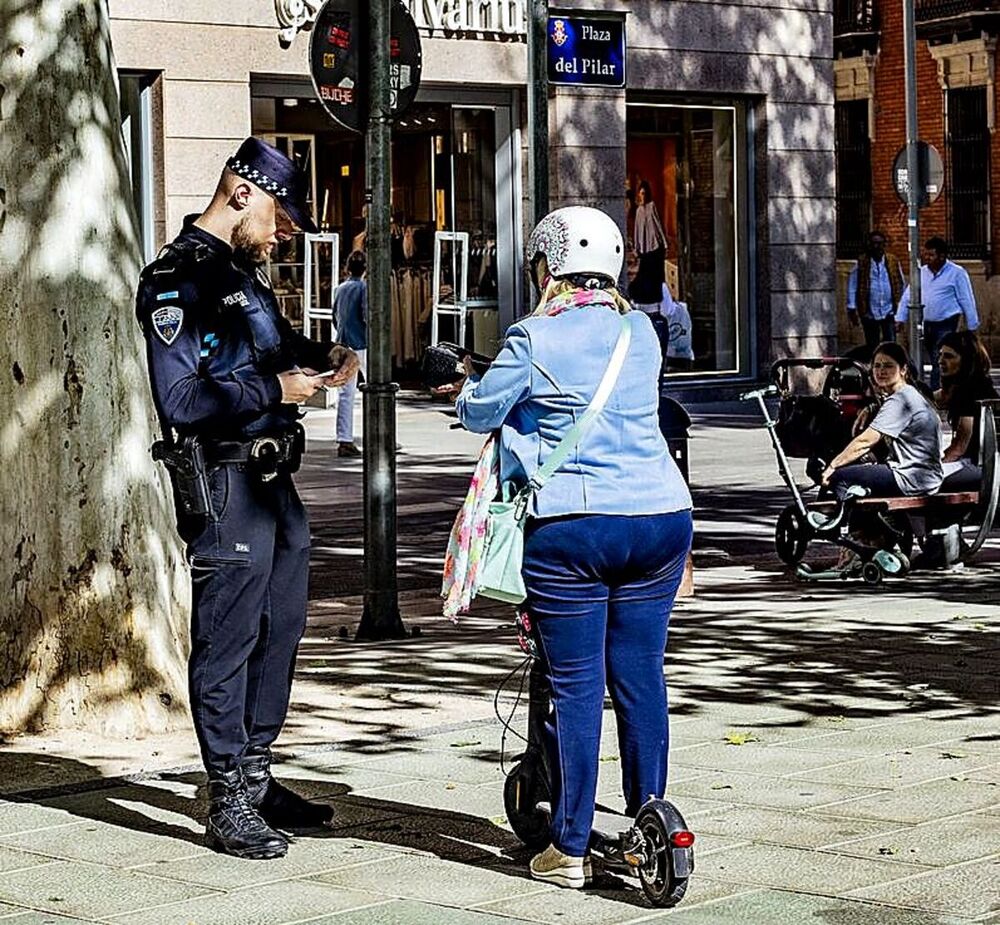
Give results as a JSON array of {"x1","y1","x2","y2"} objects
[{"x1": 226, "y1": 137, "x2": 318, "y2": 234}]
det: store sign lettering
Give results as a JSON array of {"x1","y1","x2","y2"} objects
[
  {"x1": 405, "y1": 0, "x2": 526, "y2": 35},
  {"x1": 319, "y1": 84, "x2": 355, "y2": 105}
]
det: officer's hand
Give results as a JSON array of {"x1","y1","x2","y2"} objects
[
  {"x1": 848, "y1": 313, "x2": 860, "y2": 328},
  {"x1": 322, "y1": 346, "x2": 360, "y2": 388},
  {"x1": 895, "y1": 321, "x2": 905, "y2": 334},
  {"x1": 278, "y1": 370, "x2": 322, "y2": 403}
]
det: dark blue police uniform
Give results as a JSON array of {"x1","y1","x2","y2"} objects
[
  {"x1": 135, "y1": 137, "x2": 339, "y2": 858},
  {"x1": 136, "y1": 216, "x2": 331, "y2": 777}
]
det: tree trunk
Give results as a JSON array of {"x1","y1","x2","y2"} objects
[{"x1": 0, "y1": 0, "x2": 189, "y2": 736}]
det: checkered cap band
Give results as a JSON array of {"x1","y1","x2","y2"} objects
[{"x1": 227, "y1": 158, "x2": 289, "y2": 198}]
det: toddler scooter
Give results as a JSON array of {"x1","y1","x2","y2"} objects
[{"x1": 500, "y1": 614, "x2": 694, "y2": 907}]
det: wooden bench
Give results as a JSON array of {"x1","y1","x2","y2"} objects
[{"x1": 810, "y1": 491, "x2": 979, "y2": 513}]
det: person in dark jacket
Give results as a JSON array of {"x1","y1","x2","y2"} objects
[
  {"x1": 936, "y1": 330, "x2": 997, "y2": 482},
  {"x1": 136, "y1": 137, "x2": 358, "y2": 860},
  {"x1": 846, "y1": 231, "x2": 905, "y2": 352}
]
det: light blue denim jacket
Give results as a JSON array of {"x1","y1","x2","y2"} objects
[{"x1": 456, "y1": 305, "x2": 692, "y2": 519}]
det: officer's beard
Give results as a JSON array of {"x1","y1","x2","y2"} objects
[{"x1": 232, "y1": 216, "x2": 272, "y2": 266}]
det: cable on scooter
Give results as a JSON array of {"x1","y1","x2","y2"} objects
[{"x1": 494, "y1": 654, "x2": 531, "y2": 775}]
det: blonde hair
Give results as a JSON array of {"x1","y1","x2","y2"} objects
[{"x1": 532, "y1": 276, "x2": 632, "y2": 316}]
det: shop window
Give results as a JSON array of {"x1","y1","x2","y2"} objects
[
  {"x1": 947, "y1": 87, "x2": 990, "y2": 260},
  {"x1": 835, "y1": 99, "x2": 871, "y2": 260},
  {"x1": 252, "y1": 89, "x2": 510, "y2": 367},
  {"x1": 118, "y1": 72, "x2": 158, "y2": 262},
  {"x1": 626, "y1": 104, "x2": 749, "y2": 376}
]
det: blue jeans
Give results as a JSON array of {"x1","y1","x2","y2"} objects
[
  {"x1": 522, "y1": 510, "x2": 693, "y2": 856},
  {"x1": 828, "y1": 463, "x2": 901, "y2": 501}
]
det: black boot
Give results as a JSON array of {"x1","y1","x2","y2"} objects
[
  {"x1": 206, "y1": 768, "x2": 288, "y2": 859},
  {"x1": 242, "y1": 748, "x2": 335, "y2": 831}
]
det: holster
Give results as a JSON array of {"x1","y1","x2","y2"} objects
[{"x1": 152, "y1": 435, "x2": 211, "y2": 517}]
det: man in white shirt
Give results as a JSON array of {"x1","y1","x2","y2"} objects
[{"x1": 896, "y1": 237, "x2": 979, "y2": 389}]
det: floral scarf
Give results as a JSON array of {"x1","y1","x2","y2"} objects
[
  {"x1": 441, "y1": 286, "x2": 623, "y2": 620},
  {"x1": 441, "y1": 435, "x2": 500, "y2": 621}
]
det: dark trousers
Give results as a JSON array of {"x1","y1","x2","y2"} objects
[
  {"x1": 860, "y1": 315, "x2": 896, "y2": 351},
  {"x1": 185, "y1": 466, "x2": 310, "y2": 775},
  {"x1": 522, "y1": 510, "x2": 693, "y2": 856},
  {"x1": 923, "y1": 315, "x2": 961, "y2": 390},
  {"x1": 828, "y1": 463, "x2": 901, "y2": 501}
]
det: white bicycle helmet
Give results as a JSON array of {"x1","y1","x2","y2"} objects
[{"x1": 526, "y1": 206, "x2": 624, "y2": 286}]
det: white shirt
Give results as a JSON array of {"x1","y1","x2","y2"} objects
[{"x1": 897, "y1": 260, "x2": 978, "y2": 328}]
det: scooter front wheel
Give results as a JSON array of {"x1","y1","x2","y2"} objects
[
  {"x1": 503, "y1": 753, "x2": 550, "y2": 850},
  {"x1": 775, "y1": 505, "x2": 809, "y2": 565},
  {"x1": 635, "y1": 801, "x2": 692, "y2": 907}
]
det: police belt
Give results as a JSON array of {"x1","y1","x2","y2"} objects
[{"x1": 204, "y1": 427, "x2": 303, "y2": 481}]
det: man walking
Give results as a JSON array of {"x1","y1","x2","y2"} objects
[
  {"x1": 896, "y1": 237, "x2": 979, "y2": 389},
  {"x1": 136, "y1": 138, "x2": 358, "y2": 859},
  {"x1": 846, "y1": 231, "x2": 904, "y2": 352}
]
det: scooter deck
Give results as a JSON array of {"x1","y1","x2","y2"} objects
[{"x1": 535, "y1": 803, "x2": 634, "y2": 846}]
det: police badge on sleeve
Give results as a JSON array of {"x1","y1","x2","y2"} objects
[{"x1": 152, "y1": 304, "x2": 184, "y2": 345}]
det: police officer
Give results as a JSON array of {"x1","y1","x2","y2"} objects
[{"x1": 136, "y1": 138, "x2": 359, "y2": 860}]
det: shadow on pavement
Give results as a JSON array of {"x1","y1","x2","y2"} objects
[{"x1": 0, "y1": 752, "x2": 656, "y2": 908}]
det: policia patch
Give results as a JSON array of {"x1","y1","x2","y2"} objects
[{"x1": 152, "y1": 300, "x2": 184, "y2": 346}]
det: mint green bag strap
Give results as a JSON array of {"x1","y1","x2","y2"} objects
[{"x1": 526, "y1": 312, "x2": 633, "y2": 495}]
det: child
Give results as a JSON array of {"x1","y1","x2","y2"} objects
[{"x1": 333, "y1": 250, "x2": 367, "y2": 457}]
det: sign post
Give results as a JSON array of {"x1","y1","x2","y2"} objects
[
  {"x1": 901, "y1": 0, "x2": 924, "y2": 376},
  {"x1": 309, "y1": 0, "x2": 421, "y2": 640},
  {"x1": 527, "y1": 0, "x2": 549, "y2": 229}
]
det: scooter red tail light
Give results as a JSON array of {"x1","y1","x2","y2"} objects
[{"x1": 671, "y1": 830, "x2": 695, "y2": 848}]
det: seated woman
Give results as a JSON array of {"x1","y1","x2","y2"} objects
[
  {"x1": 936, "y1": 330, "x2": 998, "y2": 486},
  {"x1": 822, "y1": 342, "x2": 943, "y2": 501}
]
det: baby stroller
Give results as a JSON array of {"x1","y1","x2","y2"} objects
[{"x1": 743, "y1": 357, "x2": 913, "y2": 584}]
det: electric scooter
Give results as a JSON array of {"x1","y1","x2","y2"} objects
[{"x1": 500, "y1": 614, "x2": 695, "y2": 907}]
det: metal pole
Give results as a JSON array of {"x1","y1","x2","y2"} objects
[
  {"x1": 902, "y1": 0, "x2": 923, "y2": 374},
  {"x1": 357, "y1": 0, "x2": 406, "y2": 640},
  {"x1": 527, "y1": 0, "x2": 549, "y2": 226}
]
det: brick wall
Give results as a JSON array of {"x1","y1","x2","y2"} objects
[{"x1": 861, "y1": 0, "x2": 1000, "y2": 359}]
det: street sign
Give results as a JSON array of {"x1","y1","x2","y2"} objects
[
  {"x1": 892, "y1": 142, "x2": 944, "y2": 208},
  {"x1": 547, "y1": 14, "x2": 626, "y2": 88},
  {"x1": 309, "y1": 0, "x2": 423, "y2": 133}
]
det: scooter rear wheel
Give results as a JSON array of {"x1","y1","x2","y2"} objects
[
  {"x1": 503, "y1": 753, "x2": 550, "y2": 850},
  {"x1": 635, "y1": 802, "x2": 690, "y2": 907},
  {"x1": 775, "y1": 505, "x2": 809, "y2": 565}
]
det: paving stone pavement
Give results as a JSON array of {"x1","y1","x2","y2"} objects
[{"x1": 0, "y1": 397, "x2": 997, "y2": 924}]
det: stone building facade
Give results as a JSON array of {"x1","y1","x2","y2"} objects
[{"x1": 110, "y1": 0, "x2": 835, "y2": 391}]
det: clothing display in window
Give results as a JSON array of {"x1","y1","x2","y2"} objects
[{"x1": 391, "y1": 266, "x2": 433, "y2": 365}]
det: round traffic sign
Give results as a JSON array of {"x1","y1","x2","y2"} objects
[
  {"x1": 892, "y1": 142, "x2": 944, "y2": 208},
  {"x1": 309, "y1": 0, "x2": 422, "y2": 134}
]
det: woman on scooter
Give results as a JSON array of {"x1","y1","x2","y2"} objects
[
  {"x1": 822, "y1": 341, "x2": 942, "y2": 500},
  {"x1": 453, "y1": 207, "x2": 693, "y2": 889}
]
